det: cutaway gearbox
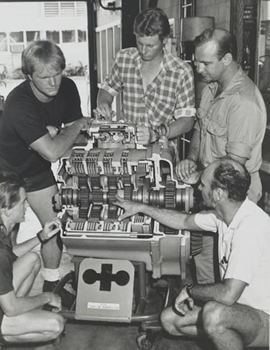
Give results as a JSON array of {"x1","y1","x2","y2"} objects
[{"x1": 54, "y1": 120, "x2": 194, "y2": 238}]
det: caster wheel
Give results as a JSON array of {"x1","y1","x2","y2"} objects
[{"x1": 136, "y1": 333, "x2": 155, "y2": 350}]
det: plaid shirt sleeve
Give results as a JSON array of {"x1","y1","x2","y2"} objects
[
  {"x1": 100, "y1": 51, "x2": 123, "y2": 97},
  {"x1": 174, "y1": 63, "x2": 196, "y2": 119}
]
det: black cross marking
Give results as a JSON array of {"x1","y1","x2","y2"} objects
[{"x1": 82, "y1": 263, "x2": 130, "y2": 291}]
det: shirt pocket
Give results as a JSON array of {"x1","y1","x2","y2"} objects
[
  {"x1": 206, "y1": 120, "x2": 227, "y2": 156},
  {"x1": 207, "y1": 119, "x2": 227, "y2": 136}
]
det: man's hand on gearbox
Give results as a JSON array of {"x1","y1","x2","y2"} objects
[
  {"x1": 94, "y1": 105, "x2": 116, "y2": 121},
  {"x1": 176, "y1": 159, "x2": 200, "y2": 184}
]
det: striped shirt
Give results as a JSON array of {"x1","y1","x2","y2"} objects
[{"x1": 101, "y1": 48, "x2": 195, "y2": 129}]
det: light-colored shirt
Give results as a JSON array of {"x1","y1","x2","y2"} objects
[
  {"x1": 195, "y1": 199, "x2": 270, "y2": 315},
  {"x1": 195, "y1": 67, "x2": 266, "y2": 201},
  {"x1": 101, "y1": 47, "x2": 195, "y2": 128}
]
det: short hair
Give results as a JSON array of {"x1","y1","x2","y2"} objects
[
  {"x1": 22, "y1": 40, "x2": 66, "y2": 78},
  {"x1": 211, "y1": 161, "x2": 250, "y2": 202},
  {"x1": 194, "y1": 28, "x2": 237, "y2": 61},
  {"x1": 133, "y1": 8, "x2": 170, "y2": 41},
  {"x1": 0, "y1": 171, "x2": 24, "y2": 210}
]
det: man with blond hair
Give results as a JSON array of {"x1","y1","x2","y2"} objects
[{"x1": 0, "y1": 40, "x2": 91, "y2": 306}]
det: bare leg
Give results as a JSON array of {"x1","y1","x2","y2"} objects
[
  {"x1": 202, "y1": 301, "x2": 268, "y2": 350},
  {"x1": 1, "y1": 310, "x2": 64, "y2": 344},
  {"x1": 26, "y1": 185, "x2": 62, "y2": 269},
  {"x1": 13, "y1": 252, "x2": 41, "y2": 297},
  {"x1": 160, "y1": 304, "x2": 204, "y2": 337}
]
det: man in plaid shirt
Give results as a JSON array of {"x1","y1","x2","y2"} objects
[{"x1": 96, "y1": 7, "x2": 195, "y2": 154}]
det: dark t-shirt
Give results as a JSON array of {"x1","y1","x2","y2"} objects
[
  {"x1": 0, "y1": 226, "x2": 15, "y2": 297},
  {"x1": 0, "y1": 226, "x2": 17, "y2": 340},
  {"x1": 0, "y1": 77, "x2": 83, "y2": 178}
]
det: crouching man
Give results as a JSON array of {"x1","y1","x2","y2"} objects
[
  {"x1": 115, "y1": 159, "x2": 270, "y2": 349},
  {"x1": 0, "y1": 171, "x2": 64, "y2": 347}
]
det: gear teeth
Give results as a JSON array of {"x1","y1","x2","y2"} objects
[{"x1": 164, "y1": 180, "x2": 176, "y2": 209}]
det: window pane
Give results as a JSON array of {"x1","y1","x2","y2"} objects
[
  {"x1": 62, "y1": 30, "x2": 75, "y2": 43},
  {"x1": 115, "y1": 26, "x2": 121, "y2": 53},
  {"x1": 0, "y1": 33, "x2": 7, "y2": 52},
  {"x1": 96, "y1": 32, "x2": 101, "y2": 84},
  {"x1": 101, "y1": 30, "x2": 107, "y2": 81},
  {"x1": 0, "y1": 1, "x2": 89, "y2": 116},
  {"x1": 46, "y1": 31, "x2": 60, "y2": 44},
  {"x1": 61, "y1": 2, "x2": 75, "y2": 17},
  {"x1": 77, "y1": 2, "x2": 87, "y2": 16},
  {"x1": 107, "y1": 28, "x2": 113, "y2": 69},
  {"x1": 44, "y1": 2, "x2": 59, "y2": 17},
  {"x1": 10, "y1": 31, "x2": 24, "y2": 43},
  {"x1": 78, "y1": 30, "x2": 86, "y2": 42},
  {"x1": 186, "y1": 6, "x2": 193, "y2": 17},
  {"x1": 26, "y1": 31, "x2": 40, "y2": 44}
]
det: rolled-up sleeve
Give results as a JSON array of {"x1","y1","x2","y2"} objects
[
  {"x1": 194, "y1": 211, "x2": 218, "y2": 232},
  {"x1": 226, "y1": 142, "x2": 251, "y2": 159},
  {"x1": 174, "y1": 64, "x2": 195, "y2": 119},
  {"x1": 226, "y1": 98, "x2": 260, "y2": 160},
  {"x1": 100, "y1": 52, "x2": 123, "y2": 97}
]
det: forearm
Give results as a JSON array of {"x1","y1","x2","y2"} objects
[
  {"x1": 188, "y1": 282, "x2": 236, "y2": 306},
  {"x1": 97, "y1": 89, "x2": 114, "y2": 107},
  {"x1": 116, "y1": 194, "x2": 200, "y2": 230},
  {"x1": 44, "y1": 119, "x2": 85, "y2": 162},
  {"x1": 168, "y1": 117, "x2": 195, "y2": 139},
  {"x1": 187, "y1": 129, "x2": 200, "y2": 162},
  {"x1": 138, "y1": 204, "x2": 190, "y2": 230}
]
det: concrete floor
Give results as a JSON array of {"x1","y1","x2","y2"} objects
[
  {"x1": 4, "y1": 208, "x2": 268, "y2": 350},
  {"x1": 5, "y1": 324, "x2": 212, "y2": 350}
]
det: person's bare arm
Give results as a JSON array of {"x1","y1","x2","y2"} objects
[
  {"x1": 167, "y1": 117, "x2": 195, "y2": 140},
  {"x1": 95, "y1": 89, "x2": 114, "y2": 119},
  {"x1": 176, "y1": 129, "x2": 200, "y2": 181},
  {"x1": 136, "y1": 116, "x2": 195, "y2": 146},
  {"x1": 187, "y1": 279, "x2": 246, "y2": 304},
  {"x1": 114, "y1": 195, "x2": 201, "y2": 231},
  {"x1": 12, "y1": 218, "x2": 61, "y2": 257},
  {"x1": 186, "y1": 128, "x2": 200, "y2": 162},
  {"x1": 0, "y1": 291, "x2": 61, "y2": 316},
  {"x1": 29, "y1": 117, "x2": 91, "y2": 163},
  {"x1": 174, "y1": 278, "x2": 246, "y2": 316}
]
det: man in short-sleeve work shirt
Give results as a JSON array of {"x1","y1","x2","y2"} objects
[
  {"x1": 96, "y1": 8, "x2": 195, "y2": 156},
  {"x1": 176, "y1": 28, "x2": 266, "y2": 285},
  {"x1": 114, "y1": 159, "x2": 269, "y2": 349}
]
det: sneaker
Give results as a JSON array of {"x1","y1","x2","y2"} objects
[{"x1": 43, "y1": 280, "x2": 76, "y2": 309}]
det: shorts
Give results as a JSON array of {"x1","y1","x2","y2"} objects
[
  {"x1": 24, "y1": 169, "x2": 56, "y2": 192},
  {"x1": 0, "y1": 310, "x2": 9, "y2": 346},
  {"x1": 247, "y1": 309, "x2": 269, "y2": 347}
]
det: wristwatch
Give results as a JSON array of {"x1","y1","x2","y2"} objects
[{"x1": 186, "y1": 283, "x2": 194, "y2": 298}]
